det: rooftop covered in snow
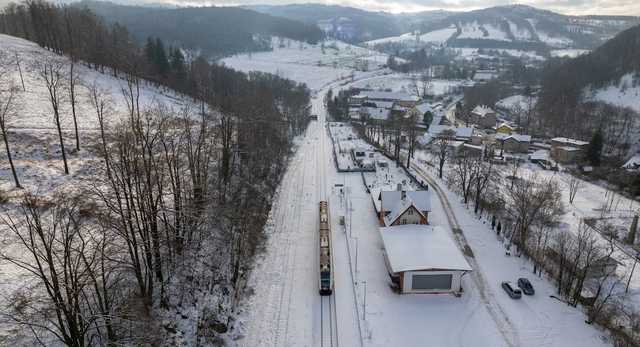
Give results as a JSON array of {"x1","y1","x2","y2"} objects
[{"x1": 380, "y1": 225, "x2": 473, "y2": 273}]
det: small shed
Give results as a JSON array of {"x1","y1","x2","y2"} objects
[{"x1": 379, "y1": 225, "x2": 472, "y2": 294}]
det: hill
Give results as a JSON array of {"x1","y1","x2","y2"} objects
[
  {"x1": 78, "y1": 1, "x2": 324, "y2": 57},
  {"x1": 539, "y1": 23, "x2": 640, "y2": 111},
  {"x1": 254, "y1": 4, "x2": 638, "y2": 53},
  {"x1": 246, "y1": 3, "x2": 453, "y2": 43}
]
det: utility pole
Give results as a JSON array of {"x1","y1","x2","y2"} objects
[
  {"x1": 354, "y1": 236, "x2": 359, "y2": 283},
  {"x1": 362, "y1": 281, "x2": 367, "y2": 320},
  {"x1": 626, "y1": 251, "x2": 639, "y2": 293}
]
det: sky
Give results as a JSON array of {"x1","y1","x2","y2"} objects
[{"x1": 115, "y1": 0, "x2": 640, "y2": 16}]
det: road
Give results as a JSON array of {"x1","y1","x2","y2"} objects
[{"x1": 411, "y1": 163, "x2": 520, "y2": 347}]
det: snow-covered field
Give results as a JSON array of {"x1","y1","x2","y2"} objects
[
  {"x1": 365, "y1": 26, "x2": 457, "y2": 46},
  {"x1": 452, "y1": 47, "x2": 545, "y2": 61},
  {"x1": 550, "y1": 49, "x2": 591, "y2": 58},
  {"x1": 221, "y1": 38, "x2": 391, "y2": 91},
  {"x1": 350, "y1": 73, "x2": 469, "y2": 96},
  {"x1": 457, "y1": 21, "x2": 511, "y2": 42},
  {"x1": 496, "y1": 94, "x2": 538, "y2": 112},
  {"x1": 586, "y1": 73, "x2": 640, "y2": 113},
  {"x1": 0, "y1": 34, "x2": 183, "y2": 132}
]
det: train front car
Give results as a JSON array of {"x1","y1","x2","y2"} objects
[{"x1": 319, "y1": 201, "x2": 333, "y2": 296}]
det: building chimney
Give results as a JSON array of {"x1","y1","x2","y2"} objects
[
  {"x1": 397, "y1": 183, "x2": 403, "y2": 191},
  {"x1": 401, "y1": 190, "x2": 406, "y2": 201}
]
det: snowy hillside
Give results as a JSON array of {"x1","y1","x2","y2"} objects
[
  {"x1": 585, "y1": 73, "x2": 640, "y2": 112},
  {"x1": 365, "y1": 26, "x2": 457, "y2": 46},
  {"x1": 366, "y1": 5, "x2": 639, "y2": 53},
  {"x1": 222, "y1": 37, "x2": 391, "y2": 90},
  {"x1": 0, "y1": 34, "x2": 183, "y2": 132}
]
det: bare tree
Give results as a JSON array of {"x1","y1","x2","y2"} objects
[
  {"x1": 68, "y1": 60, "x2": 81, "y2": 151},
  {"x1": 0, "y1": 53, "x2": 21, "y2": 188},
  {"x1": 472, "y1": 158, "x2": 496, "y2": 214},
  {"x1": 0, "y1": 193, "x2": 109, "y2": 346},
  {"x1": 435, "y1": 129, "x2": 455, "y2": 179},
  {"x1": 568, "y1": 175, "x2": 582, "y2": 204},
  {"x1": 39, "y1": 57, "x2": 70, "y2": 174},
  {"x1": 506, "y1": 174, "x2": 563, "y2": 255},
  {"x1": 405, "y1": 109, "x2": 419, "y2": 168}
]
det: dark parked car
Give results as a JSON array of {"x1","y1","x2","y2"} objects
[
  {"x1": 517, "y1": 278, "x2": 535, "y2": 295},
  {"x1": 501, "y1": 281, "x2": 522, "y2": 299}
]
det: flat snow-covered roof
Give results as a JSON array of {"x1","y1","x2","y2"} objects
[{"x1": 380, "y1": 225, "x2": 472, "y2": 273}]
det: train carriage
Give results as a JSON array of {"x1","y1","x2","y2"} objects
[{"x1": 319, "y1": 201, "x2": 334, "y2": 296}]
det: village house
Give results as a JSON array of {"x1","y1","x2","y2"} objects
[
  {"x1": 377, "y1": 186, "x2": 431, "y2": 226},
  {"x1": 550, "y1": 137, "x2": 589, "y2": 164},
  {"x1": 470, "y1": 105, "x2": 497, "y2": 129},
  {"x1": 428, "y1": 125, "x2": 474, "y2": 143},
  {"x1": 496, "y1": 122, "x2": 515, "y2": 134},
  {"x1": 496, "y1": 133, "x2": 531, "y2": 153}
]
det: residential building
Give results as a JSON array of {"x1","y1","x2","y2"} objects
[
  {"x1": 377, "y1": 187, "x2": 431, "y2": 226},
  {"x1": 496, "y1": 133, "x2": 531, "y2": 153},
  {"x1": 550, "y1": 137, "x2": 589, "y2": 164},
  {"x1": 470, "y1": 105, "x2": 497, "y2": 129},
  {"x1": 496, "y1": 123, "x2": 515, "y2": 134}
]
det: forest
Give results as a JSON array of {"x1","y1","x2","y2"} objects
[
  {"x1": 0, "y1": 0, "x2": 312, "y2": 344},
  {"x1": 78, "y1": 0, "x2": 325, "y2": 58}
]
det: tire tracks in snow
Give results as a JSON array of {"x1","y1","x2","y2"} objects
[{"x1": 412, "y1": 163, "x2": 520, "y2": 347}]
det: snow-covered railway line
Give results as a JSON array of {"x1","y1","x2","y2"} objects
[{"x1": 320, "y1": 294, "x2": 339, "y2": 347}]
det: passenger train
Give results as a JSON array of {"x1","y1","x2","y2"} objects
[{"x1": 319, "y1": 201, "x2": 334, "y2": 296}]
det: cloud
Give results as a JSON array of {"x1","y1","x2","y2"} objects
[{"x1": 136, "y1": 0, "x2": 640, "y2": 16}]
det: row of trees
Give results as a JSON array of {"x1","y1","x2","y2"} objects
[
  {"x1": 434, "y1": 144, "x2": 637, "y2": 345},
  {"x1": 0, "y1": 1, "x2": 313, "y2": 345},
  {"x1": 361, "y1": 121, "x2": 637, "y2": 344}
]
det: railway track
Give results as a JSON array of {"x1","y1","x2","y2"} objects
[{"x1": 320, "y1": 293, "x2": 339, "y2": 347}]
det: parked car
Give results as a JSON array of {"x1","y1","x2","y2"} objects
[
  {"x1": 501, "y1": 281, "x2": 522, "y2": 299},
  {"x1": 517, "y1": 278, "x2": 535, "y2": 295}
]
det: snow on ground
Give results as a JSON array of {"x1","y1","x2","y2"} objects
[
  {"x1": 350, "y1": 73, "x2": 468, "y2": 96},
  {"x1": 0, "y1": 34, "x2": 193, "y2": 342},
  {"x1": 365, "y1": 26, "x2": 457, "y2": 46},
  {"x1": 457, "y1": 21, "x2": 510, "y2": 41},
  {"x1": 328, "y1": 122, "x2": 372, "y2": 171},
  {"x1": 525, "y1": 19, "x2": 574, "y2": 48},
  {"x1": 496, "y1": 94, "x2": 537, "y2": 112},
  {"x1": 326, "y1": 121, "x2": 611, "y2": 346},
  {"x1": 452, "y1": 47, "x2": 545, "y2": 61},
  {"x1": 508, "y1": 21, "x2": 535, "y2": 41},
  {"x1": 585, "y1": 73, "x2": 640, "y2": 113},
  {"x1": 550, "y1": 49, "x2": 591, "y2": 58},
  {"x1": 221, "y1": 38, "x2": 391, "y2": 91},
  {"x1": 0, "y1": 34, "x2": 183, "y2": 131},
  {"x1": 410, "y1": 157, "x2": 612, "y2": 347}
]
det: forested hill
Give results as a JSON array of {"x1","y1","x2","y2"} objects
[
  {"x1": 538, "y1": 23, "x2": 640, "y2": 112},
  {"x1": 77, "y1": 1, "x2": 324, "y2": 57},
  {"x1": 550, "y1": 23, "x2": 640, "y2": 89}
]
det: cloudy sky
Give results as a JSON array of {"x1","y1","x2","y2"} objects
[{"x1": 132, "y1": 0, "x2": 640, "y2": 16}]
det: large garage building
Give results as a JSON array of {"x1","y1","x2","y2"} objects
[{"x1": 380, "y1": 225, "x2": 472, "y2": 294}]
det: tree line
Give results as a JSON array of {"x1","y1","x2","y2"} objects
[{"x1": 0, "y1": 1, "x2": 312, "y2": 345}]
